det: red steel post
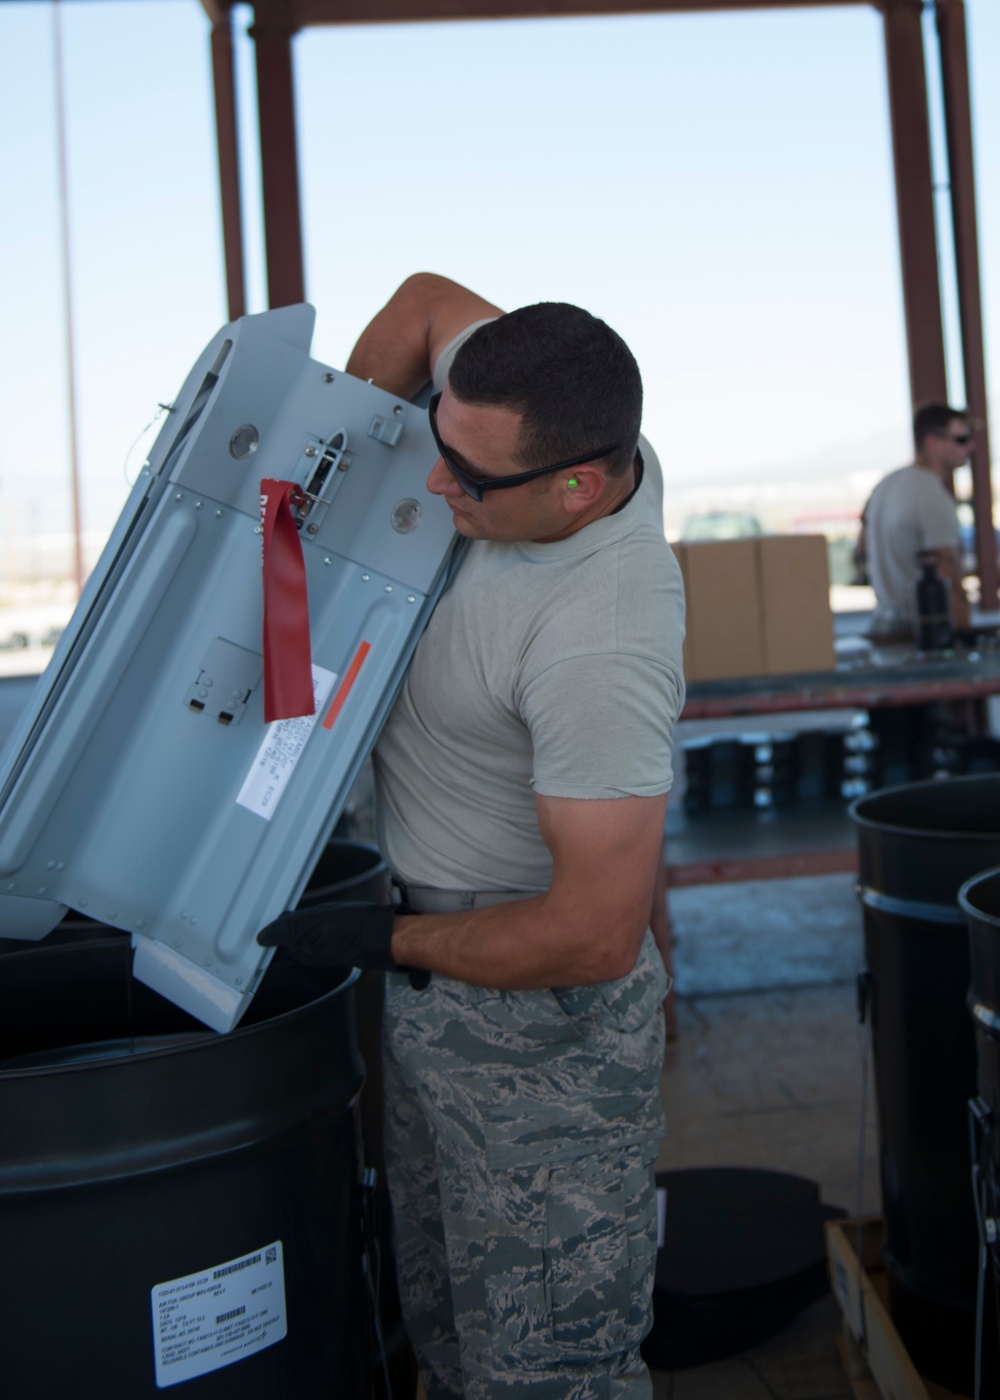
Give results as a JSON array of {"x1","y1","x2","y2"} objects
[
  {"x1": 881, "y1": 0, "x2": 949, "y2": 409},
  {"x1": 210, "y1": 12, "x2": 247, "y2": 322},
  {"x1": 251, "y1": 17, "x2": 306, "y2": 308},
  {"x1": 935, "y1": 0, "x2": 997, "y2": 608}
]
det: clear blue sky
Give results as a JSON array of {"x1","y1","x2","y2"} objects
[{"x1": 0, "y1": 0, "x2": 997, "y2": 537}]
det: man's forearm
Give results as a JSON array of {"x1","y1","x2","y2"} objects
[
  {"x1": 345, "y1": 271, "x2": 502, "y2": 398},
  {"x1": 390, "y1": 894, "x2": 647, "y2": 991},
  {"x1": 345, "y1": 274, "x2": 436, "y2": 399}
]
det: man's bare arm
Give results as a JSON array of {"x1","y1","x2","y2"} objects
[
  {"x1": 390, "y1": 791, "x2": 669, "y2": 988},
  {"x1": 345, "y1": 272, "x2": 503, "y2": 399}
]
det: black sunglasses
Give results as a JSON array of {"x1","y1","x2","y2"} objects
[
  {"x1": 428, "y1": 392, "x2": 618, "y2": 503},
  {"x1": 934, "y1": 429, "x2": 974, "y2": 445}
]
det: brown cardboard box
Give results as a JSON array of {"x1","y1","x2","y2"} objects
[
  {"x1": 674, "y1": 535, "x2": 834, "y2": 682},
  {"x1": 757, "y1": 534, "x2": 835, "y2": 674},
  {"x1": 675, "y1": 539, "x2": 766, "y2": 681},
  {"x1": 669, "y1": 543, "x2": 698, "y2": 683}
]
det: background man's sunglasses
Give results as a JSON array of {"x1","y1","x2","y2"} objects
[
  {"x1": 933, "y1": 429, "x2": 974, "y2": 445},
  {"x1": 428, "y1": 392, "x2": 618, "y2": 503}
]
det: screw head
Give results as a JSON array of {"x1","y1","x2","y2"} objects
[
  {"x1": 323, "y1": 372, "x2": 335, "y2": 383},
  {"x1": 305, "y1": 445, "x2": 318, "y2": 457}
]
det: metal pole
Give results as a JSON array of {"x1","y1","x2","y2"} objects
[
  {"x1": 52, "y1": 0, "x2": 85, "y2": 597},
  {"x1": 250, "y1": 14, "x2": 305, "y2": 309},
  {"x1": 881, "y1": 0, "x2": 949, "y2": 409},
  {"x1": 210, "y1": 8, "x2": 247, "y2": 322},
  {"x1": 935, "y1": 0, "x2": 997, "y2": 609}
]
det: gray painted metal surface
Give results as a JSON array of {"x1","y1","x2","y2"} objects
[{"x1": 0, "y1": 305, "x2": 457, "y2": 1031}]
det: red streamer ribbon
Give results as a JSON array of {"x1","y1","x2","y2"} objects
[{"x1": 260, "y1": 478, "x2": 314, "y2": 723}]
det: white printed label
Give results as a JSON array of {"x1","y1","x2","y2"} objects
[
  {"x1": 236, "y1": 664, "x2": 336, "y2": 821},
  {"x1": 150, "y1": 1240, "x2": 287, "y2": 1389}
]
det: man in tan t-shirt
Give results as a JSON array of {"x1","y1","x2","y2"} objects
[
  {"x1": 259, "y1": 273, "x2": 686, "y2": 1399},
  {"x1": 860, "y1": 402, "x2": 972, "y2": 638}
]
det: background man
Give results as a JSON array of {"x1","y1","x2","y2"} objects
[
  {"x1": 860, "y1": 402, "x2": 972, "y2": 638},
  {"x1": 261, "y1": 272, "x2": 686, "y2": 1399}
]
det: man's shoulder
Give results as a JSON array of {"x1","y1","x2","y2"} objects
[
  {"x1": 868, "y1": 464, "x2": 926, "y2": 511},
  {"x1": 874, "y1": 463, "x2": 918, "y2": 492}
]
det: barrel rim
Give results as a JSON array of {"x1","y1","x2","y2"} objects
[
  {"x1": 958, "y1": 864, "x2": 1000, "y2": 923},
  {"x1": 0, "y1": 937, "x2": 360, "y2": 1080},
  {"x1": 849, "y1": 773, "x2": 1000, "y2": 842}
]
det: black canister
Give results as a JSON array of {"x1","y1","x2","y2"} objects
[
  {"x1": 915, "y1": 551, "x2": 954, "y2": 653},
  {"x1": 851, "y1": 775, "x2": 1000, "y2": 1393},
  {"x1": 0, "y1": 939, "x2": 368, "y2": 1398}
]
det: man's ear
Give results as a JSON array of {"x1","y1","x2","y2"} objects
[{"x1": 561, "y1": 465, "x2": 605, "y2": 512}]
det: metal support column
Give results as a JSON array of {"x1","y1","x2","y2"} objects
[
  {"x1": 210, "y1": 9, "x2": 246, "y2": 322},
  {"x1": 250, "y1": 12, "x2": 305, "y2": 308},
  {"x1": 936, "y1": 0, "x2": 997, "y2": 608},
  {"x1": 882, "y1": 0, "x2": 949, "y2": 409}
]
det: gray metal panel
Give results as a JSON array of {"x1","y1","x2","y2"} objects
[{"x1": 0, "y1": 306, "x2": 457, "y2": 1031}]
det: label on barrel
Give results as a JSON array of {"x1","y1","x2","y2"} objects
[{"x1": 150, "y1": 1240, "x2": 287, "y2": 1388}]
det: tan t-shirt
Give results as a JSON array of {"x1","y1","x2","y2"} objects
[
  {"x1": 372, "y1": 322, "x2": 686, "y2": 890},
  {"x1": 865, "y1": 464, "x2": 960, "y2": 634}
]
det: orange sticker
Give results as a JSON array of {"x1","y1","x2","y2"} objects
[{"x1": 322, "y1": 641, "x2": 372, "y2": 730}]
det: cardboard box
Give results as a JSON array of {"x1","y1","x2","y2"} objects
[
  {"x1": 758, "y1": 534, "x2": 835, "y2": 675},
  {"x1": 673, "y1": 539, "x2": 766, "y2": 683},
  {"x1": 825, "y1": 1216, "x2": 967, "y2": 1400},
  {"x1": 673, "y1": 535, "x2": 834, "y2": 683}
]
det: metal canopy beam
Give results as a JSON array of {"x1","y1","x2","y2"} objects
[
  {"x1": 252, "y1": 13, "x2": 306, "y2": 308},
  {"x1": 882, "y1": 0, "x2": 948, "y2": 409},
  {"x1": 210, "y1": 12, "x2": 246, "y2": 321},
  {"x1": 936, "y1": 0, "x2": 997, "y2": 607},
  {"x1": 199, "y1": 0, "x2": 866, "y2": 19}
]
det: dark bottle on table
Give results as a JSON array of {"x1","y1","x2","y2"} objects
[{"x1": 915, "y1": 551, "x2": 954, "y2": 652}]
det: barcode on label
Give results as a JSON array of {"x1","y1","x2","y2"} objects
[
  {"x1": 216, "y1": 1306, "x2": 246, "y2": 1325},
  {"x1": 213, "y1": 1254, "x2": 261, "y2": 1280}
]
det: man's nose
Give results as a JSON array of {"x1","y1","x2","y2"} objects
[{"x1": 427, "y1": 456, "x2": 452, "y2": 496}]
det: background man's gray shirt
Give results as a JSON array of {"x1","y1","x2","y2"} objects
[{"x1": 866, "y1": 464, "x2": 961, "y2": 633}]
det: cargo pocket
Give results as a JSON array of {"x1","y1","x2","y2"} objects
[
  {"x1": 483, "y1": 1143, "x2": 657, "y2": 1368},
  {"x1": 544, "y1": 1142, "x2": 657, "y2": 1359}
]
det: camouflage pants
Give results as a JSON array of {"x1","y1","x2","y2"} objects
[{"x1": 383, "y1": 930, "x2": 667, "y2": 1400}]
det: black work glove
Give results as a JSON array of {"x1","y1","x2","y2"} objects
[{"x1": 257, "y1": 902, "x2": 430, "y2": 988}]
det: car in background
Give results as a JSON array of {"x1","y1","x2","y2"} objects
[
  {"x1": 680, "y1": 510, "x2": 763, "y2": 542},
  {"x1": 0, "y1": 631, "x2": 29, "y2": 652}
]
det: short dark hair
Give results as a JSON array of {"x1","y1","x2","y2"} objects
[
  {"x1": 448, "y1": 303, "x2": 642, "y2": 478},
  {"x1": 913, "y1": 401, "x2": 968, "y2": 449}
]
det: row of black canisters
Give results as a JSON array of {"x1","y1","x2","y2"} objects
[
  {"x1": 682, "y1": 727, "x2": 879, "y2": 815},
  {"x1": 682, "y1": 720, "x2": 1000, "y2": 818}
]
